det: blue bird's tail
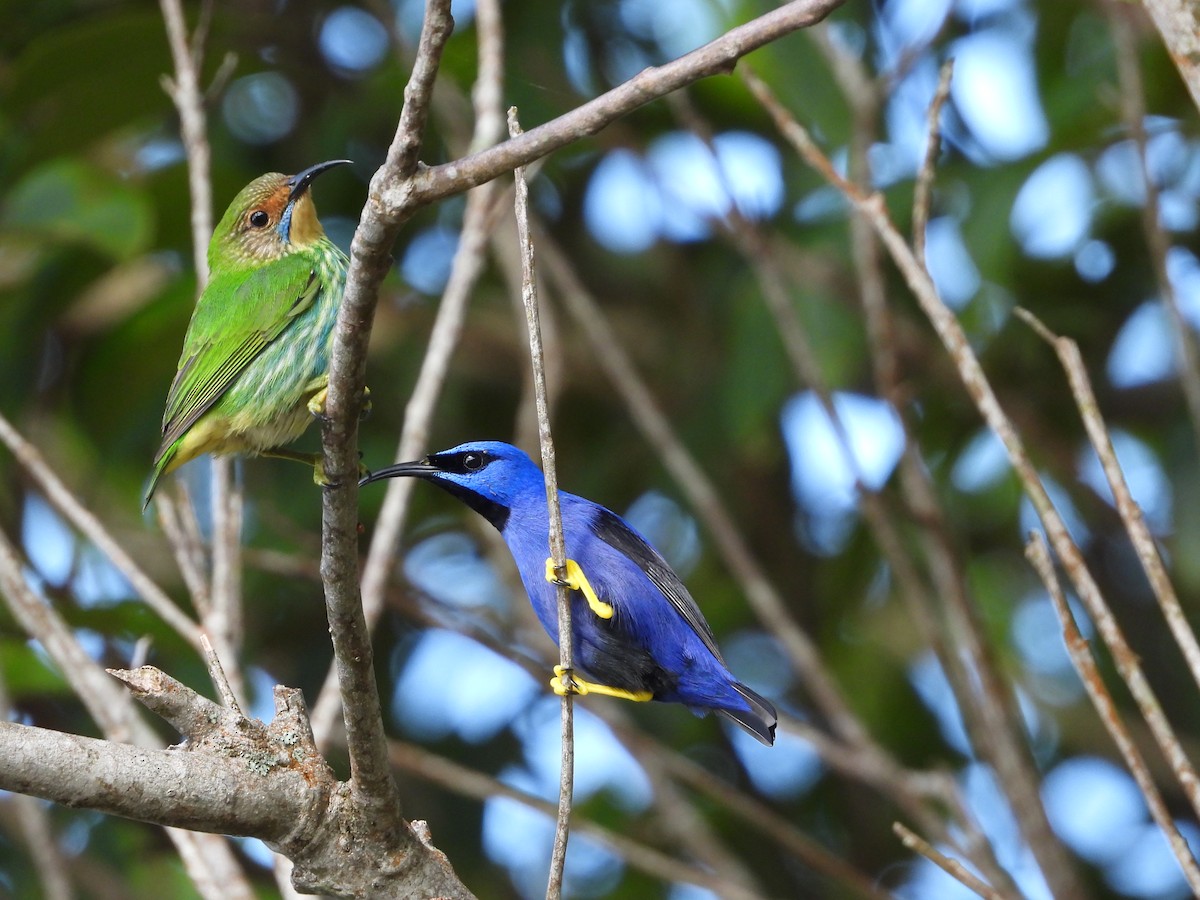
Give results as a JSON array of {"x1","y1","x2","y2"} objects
[{"x1": 719, "y1": 683, "x2": 777, "y2": 746}]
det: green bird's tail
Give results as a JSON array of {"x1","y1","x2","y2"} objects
[{"x1": 142, "y1": 443, "x2": 178, "y2": 512}]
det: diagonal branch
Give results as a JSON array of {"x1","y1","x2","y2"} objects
[
  {"x1": 406, "y1": 0, "x2": 845, "y2": 206},
  {"x1": 745, "y1": 61, "x2": 1200, "y2": 825},
  {"x1": 1025, "y1": 532, "x2": 1200, "y2": 894}
]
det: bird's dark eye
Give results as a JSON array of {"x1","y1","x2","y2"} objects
[
  {"x1": 462, "y1": 453, "x2": 484, "y2": 471},
  {"x1": 249, "y1": 210, "x2": 270, "y2": 228}
]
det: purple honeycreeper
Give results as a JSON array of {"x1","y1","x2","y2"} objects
[
  {"x1": 361, "y1": 441, "x2": 778, "y2": 746},
  {"x1": 144, "y1": 160, "x2": 353, "y2": 509}
]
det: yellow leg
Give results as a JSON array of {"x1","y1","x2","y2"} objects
[
  {"x1": 308, "y1": 385, "x2": 372, "y2": 420},
  {"x1": 550, "y1": 666, "x2": 652, "y2": 702},
  {"x1": 260, "y1": 447, "x2": 326, "y2": 483},
  {"x1": 259, "y1": 447, "x2": 366, "y2": 486},
  {"x1": 545, "y1": 558, "x2": 613, "y2": 619}
]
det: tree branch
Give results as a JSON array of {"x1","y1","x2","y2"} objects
[{"x1": 406, "y1": 0, "x2": 845, "y2": 206}]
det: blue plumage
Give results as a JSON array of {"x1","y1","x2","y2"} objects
[{"x1": 362, "y1": 440, "x2": 777, "y2": 746}]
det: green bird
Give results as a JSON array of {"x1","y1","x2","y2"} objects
[{"x1": 144, "y1": 160, "x2": 353, "y2": 510}]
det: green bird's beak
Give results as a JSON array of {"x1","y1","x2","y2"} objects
[
  {"x1": 359, "y1": 459, "x2": 437, "y2": 487},
  {"x1": 287, "y1": 159, "x2": 352, "y2": 203}
]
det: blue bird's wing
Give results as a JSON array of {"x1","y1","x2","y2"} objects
[{"x1": 590, "y1": 507, "x2": 725, "y2": 663}]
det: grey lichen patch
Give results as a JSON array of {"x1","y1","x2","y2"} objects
[{"x1": 245, "y1": 750, "x2": 278, "y2": 777}]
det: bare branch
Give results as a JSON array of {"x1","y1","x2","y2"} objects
[
  {"x1": 746, "y1": 62, "x2": 1200, "y2": 823},
  {"x1": 1024, "y1": 532, "x2": 1200, "y2": 894},
  {"x1": 389, "y1": 741, "x2": 767, "y2": 900},
  {"x1": 313, "y1": 0, "x2": 510, "y2": 749},
  {"x1": 1139, "y1": 0, "x2": 1200, "y2": 115},
  {"x1": 893, "y1": 823, "x2": 1006, "y2": 900},
  {"x1": 316, "y1": 0, "x2": 453, "y2": 848},
  {"x1": 407, "y1": 0, "x2": 845, "y2": 205},
  {"x1": 0, "y1": 411, "x2": 201, "y2": 650},
  {"x1": 912, "y1": 58, "x2": 954, "y2": 267},
  {"x1": 508, "y1": 106, "x2": 576, "y2": 900},
  {"x1": 0, "y1": 718, "x2": 310, "y2": 842},
  {"x1": 159, "y1": 0, "x2": 246, "y2": 706},
  {"x1": 158, "y1": 0, "x2": 211, "y2": 282},
  {"x1": 0, "y1": 520, "x2": 252, "y2": 900},
  {"x1": 1107, "y1": 2, "x2": 1200, "y2": 452}
]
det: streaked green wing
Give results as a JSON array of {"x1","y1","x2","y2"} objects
[{"x1": 155, "y1": 254, "x2": 321, "y2": 462}]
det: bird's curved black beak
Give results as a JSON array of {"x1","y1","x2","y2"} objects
[
  {"x1": 359, "y1": 458, "x2": 436, "y2": 488},
  {"x1": 287, "y1": 159, "x2": 352, "y2": 204}
]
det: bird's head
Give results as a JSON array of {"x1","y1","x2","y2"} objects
[
  {"x1": 211, "y1": 159, "x2": 350, "y2": 267},
  {"x1": 360, "y1": 441, "x2": 545, "y2": 530}
]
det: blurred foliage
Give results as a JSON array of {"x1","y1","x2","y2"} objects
[{"x1": 1, "y1": 0, "x2": 1199, "y2": 898}]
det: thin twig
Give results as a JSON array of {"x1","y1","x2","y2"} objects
[
  {"x1": 155, "y1": 489, "x2": 211, "y2": 617},
  {"x1": 892, "y1": 823, "x2": 1004, "y2": 900},
  {"x1": 387, "y1": 741, "x2": 766, "y2": 900},
  {"x1": 208, "y1": 460, "x2": 244, "y2": 703},
  {"x1": 159, "y1": 0, "x2": 212, "y2": 282},
  {"x1": 508, "y1": 106, "x2": 576, "y2": 900},
  {"x1": 1108, "y1": 2, "x2": 1200, "y2": 452},
  {"x1": 160, "y1": 0, "x2": 246, "y2": 705},
  {"x1": 0, "y1": 411, "x2": 201, "y2": 649},
  {"x1": 912, "y1": 58, "x2": 954, "y2": 267},
  {"x1": 1025, "y1": 532, "x2": 1200, "y2": 894},
  {"x1": 811, "y1": 43, "x2": 1069, "y2": 895},
  {"x1": 1018, "y1": 307, "x2": 1200, "y2": 694},
  {"x1": 668, "y1": 89, "x2": 1014, "y2": 888},
  {"x1": 200, "y1": 634, "x2": 242, "y2": 715},
  {"x1": 745, "y1": 64, "x2": 1200, "y2": 822}
]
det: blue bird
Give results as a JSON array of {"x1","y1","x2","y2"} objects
[{"x1": 361, "y1": 440, "x2": 777, "y2": 746}]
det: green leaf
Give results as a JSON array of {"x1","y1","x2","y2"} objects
[{"x1": 2, "y1": 158, "x2": 154, "y2": 260}]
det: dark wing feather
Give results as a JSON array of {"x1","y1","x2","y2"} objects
[{"x1": 591, "y1": 507, "x2": 725, "y2": 663}]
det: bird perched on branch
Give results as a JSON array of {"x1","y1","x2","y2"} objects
[
  {"x1": 361, "y1": 440, "x2": 777, "y2": 745},
  {"x1": 144, "y1": 160, "x2": 355, "y2": 509}
]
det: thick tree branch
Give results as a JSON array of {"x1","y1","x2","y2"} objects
[{"x1": 0, "y1": 719, "x2": 316, "y2": 839}]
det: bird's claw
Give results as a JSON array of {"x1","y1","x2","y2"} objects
[
  {"x1": 551, "y1": 665, "x2": 587, "y2": 697},
  {"x1": 308, "y1": 385, "x2": 372, "y2": 422},
  {"x1": 313, "y1": 452, "x2": 368, "y2": 489},
  {"x1": 307, "y1": 387, "x2": 329, "y2": 421},
  {"x1": 544, "y1": 558, "x2": 614, "y2": 619},
  {"x1": 359, "y1": 385, "x2": 372, "y2": 421},
  {"x1": 549, "y1": 666, "x2": 651, "y2": 702}
]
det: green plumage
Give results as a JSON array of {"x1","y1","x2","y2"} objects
[{"x1": 144, "y1": 161, "x2": 351, "y2": 509}]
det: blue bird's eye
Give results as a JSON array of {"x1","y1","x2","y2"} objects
[
  {"x1": 462, "y1": 453, "x2": 484, "y2": 471},
  {"x1": 249, "y1": 210, "x2": 270, "y2": 228}
]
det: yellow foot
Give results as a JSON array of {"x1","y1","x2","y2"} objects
[
  {"x1": 307, "y1": 387, "x2": 329, "y2": 419},
  {"x1": 313, "y1": 453, "x2": 369, "y2": 488},
  {"x1": 308, "y1": 385, "x2": 372, "y2": 421},
  {"x1": 360, "y1": 385, "x2": 372, "y2": 421},
  {"x1": 550, "y1": 666, "x2": 652, "y2": 702},
  {"x1": 545, "y1": 558, "x2": 613, "y2": 619}
]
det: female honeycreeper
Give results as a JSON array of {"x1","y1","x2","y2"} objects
[
  {"x1": 143, "y1": 160, "x2": 353, "y2": 509},
  {"x1": 362, "y1": 441, "x2": 778, "y2": 746}
]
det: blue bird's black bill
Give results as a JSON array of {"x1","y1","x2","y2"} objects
[
  {"x1": 287, "y1": 159, "x2": 352, "y2": 203},
  {"x1": 359, "y1": 460, "x2": 435, "y2": 487}
]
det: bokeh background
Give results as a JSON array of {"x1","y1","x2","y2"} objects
[{"x1": 2, "y1": 0, "x2": 1200, "y2": 897}]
